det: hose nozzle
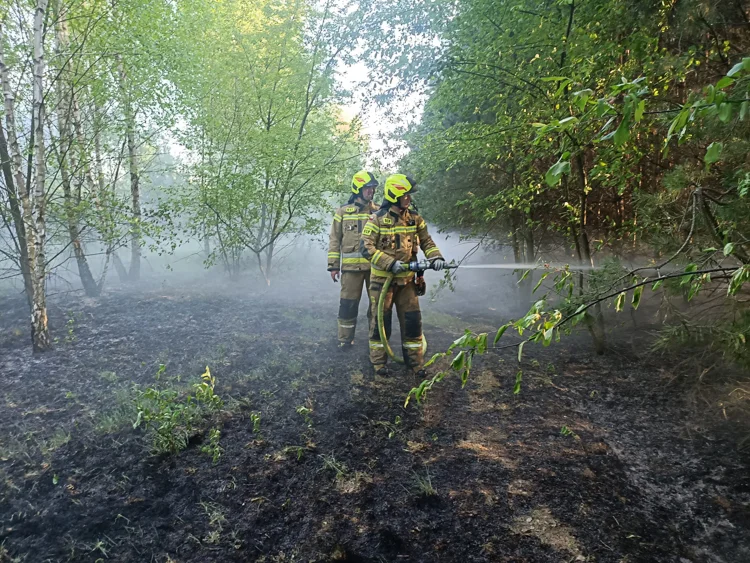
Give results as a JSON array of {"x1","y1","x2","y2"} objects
[{"x1": 408, "y1": 259, "x2": 459, "y2": 272}]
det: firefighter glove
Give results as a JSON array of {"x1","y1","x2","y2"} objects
[
  {"x1": 391, "y1": 260, "x2": 408, "y2": 274},
  {"x1": 431, "y1": 259, "x2": 446, "y2": 271}
]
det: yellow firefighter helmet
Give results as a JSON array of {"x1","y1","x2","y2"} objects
[
  {"x1": 383, "y1": 173, "x2": 417, "y2": 203},
  {"x1": 351, "y1": 170, "x2": 379, "y2": 194}
]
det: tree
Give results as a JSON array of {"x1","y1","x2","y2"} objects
[{"x1": 164, "y1": 0, "x2": 366, "y2": 283}]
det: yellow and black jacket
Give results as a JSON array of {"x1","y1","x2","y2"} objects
[
  {"x1": 327, "y1": 198, "x2": 378, "y2": 272},
  {"x1": 360, "y1": 207, "x2": 443, "y2": 285}
]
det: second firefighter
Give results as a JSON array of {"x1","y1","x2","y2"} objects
[{"x1": 327, "y1": 170, "x2": 380, "y2": 347}]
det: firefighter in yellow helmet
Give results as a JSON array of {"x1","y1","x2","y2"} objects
[
  {"x1": 327, "y1": 170, "x2": 380, "y2": 347},
  {"x1": 360, "y1": 174, "x2": 446, "y2": 377}
]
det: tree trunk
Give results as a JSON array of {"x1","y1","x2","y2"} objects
[
  {"x1": 0, "y1": 127, "x2": 33, "y2": 307},
  {"x1": 0, "y1": 27, "x2": 34, "y2": 308},
  {"x1": 31, "y1": 0, "x2": 51, "y2": 351},
  {"x1": 54, "y1": 0, "x2": 99, "y2": 297},
  {"x1": 203, "y1": 231, "x2": 211, "y2": 259},
  {"x1": 264, "y1": 241, "x2": 274, "y2": 286},
  {"x1": 573, "y1": 153, "x2": 606, "y2": 354},
  {"x1": 112, "y1": 251, "x2": 129, "y2": 282},
  {"x1": 119, "y1": 58, "x2": 141, "y2": 281}
]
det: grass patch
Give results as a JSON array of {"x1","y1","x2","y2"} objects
[
  {"x1": 94, "y1": 387, "x2": 137, "y2": 434},
  {"x1": 99, "y1": 371, "x2": 118, "y2": 383},
  {"x1": 412, "y1": 469, "x2": 437, "y2": 497}
]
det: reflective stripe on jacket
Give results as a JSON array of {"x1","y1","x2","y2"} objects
[{"x1": 360, "y1": 207, "x2": 443, "y2": 284}]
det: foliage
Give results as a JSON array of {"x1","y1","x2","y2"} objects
[
  {"x1": 158, "y1": 0, "x2": 367, "y2": 281},
  {"x1": 200, "y1": 428, "x2": 223, "y2": 464},
  {"x1": 133, "y1": 366, "x2": 223, "y2": 456},
  {"x1": 358, "y1": 0, "x2": 750, "y2": 397}
]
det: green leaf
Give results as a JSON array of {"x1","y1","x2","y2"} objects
[
  {"x1": 494, "y1": 323, "x2": 510, "y2": 345},
  {"x1": 461, "y1": 368, "x2": 469, "y2": 387},
  {"x1": 596, "y1": 98, "x2": 614, "y2": 117},
  {"x1": 554, "y1": 78, "x2": 573, "y2": 98},
  {"x1": 572, "y1": 89, "x2": 593, "y2": 112},
  {"x1": 727, "y1": 57, "x2": 750, "y2": 77},
  {"x1": 614, "y1": 106, "x2": 632, "y2": 147},
  {"x1": 558, "y1": 116, "x2": 578, "y2": 129},
  {"x1": 724, "y1": 242, "x2": 735, "y2": 256},
  {"x1": 533, "y1": 272, "x2": 549, "y2": 293},
  {"x1": 542, "y1": 328, "x2": 553, "y2": 347},
  {"x1": 728, "y1": 266, "x2": 750, "y2": 295},
  {"x1": 545, "y1": 157, "x2": 571, "y2": 186},
  {"x1": 424, "y1": 352, "x2": 443, "y2": 368},
  {"x1": 476, "y1": 333, "x2": 488, "y2": 355},
  {"x1": 716, "y1": 76, "x2": 735, "y2": 90},
  {"x1": 634, "y1": 99, "x2": 646, "y2": 122},
  {"x1": 652, "y1": 279, "x2": 664, "y2": 291},
  {"x1": 704, "y1": 142, "x2": 723, "y2": 168},
  {"x1": 513, "y1": 370, "x2": 522, "y2": 395},
  {"x1": 718, "y1": 103, "x2": 733, "y2": 123},
  {"x1": 451, "y1": 350, "x2": 466, "y2": 371},
  {"x1": 741, "y1": 101, "x2": 748, "y2": 121},
  {"x1": 705, "y1": 84, "x2": 716, "y2": 104},
  {"x1": 517, "y1": 341, "x2": 525, "y2": 363},
  {"x1": 632, "y1": 286, "x2": 643, "y2": 310},
  {"x1": 615, "y1": 292, "x2": 625, "y2": 312}
]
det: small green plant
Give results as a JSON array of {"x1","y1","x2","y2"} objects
[
  {"x1": 64, "y1": 313, "x2": 77, "y2": 344},
  {"x1": 319, "y1": 454, "x2": 347, "y2": 478},
  {"x1": 560, "y1": 425, "x2": 579, "y2": 439},
  {"x1": 413, "y1": 469, "x2": 437, "y2": 496},
  {"x1": 296, "y1": 405, "x2": 313, "y2": 427},
  {"x1": 42, "y1": 428, "x2": 71, "y2": 455},
  {"x1": 282, "y1": 445, "x2": 306, "y2": 460},
  {"x1": 133, "y1": 366, "x2": 223, "y2": 455},
  {"x1": 200, "y1": 501, "x2": 227, "y2": 544},
  {"x1": 99, "y1": 371, "x2": 118, "y2": 383},
  {"x1": 201, "y1": 428, "x2": 223, "y2": 463},
  {"x1": 374, "y1": 415, "x2": 402, "y2": 439},
  {"x1": 250, "y1": 412, "x2": 261, "y2": 434}
]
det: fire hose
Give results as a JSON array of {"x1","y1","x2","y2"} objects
[{"x1": 377, "y1": 259, "x2": 458, "y2": 364}]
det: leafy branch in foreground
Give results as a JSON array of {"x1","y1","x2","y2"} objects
[{"x1": 406, "y1": 263, "x2": 748, "y2": 406}]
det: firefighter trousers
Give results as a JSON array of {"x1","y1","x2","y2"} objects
[
  {"x1": 338, "y1": 271, "x2": 371, "y2": 343},
  {"x1": 368, "y1": 278, "x2": 423, "y2": 368}
]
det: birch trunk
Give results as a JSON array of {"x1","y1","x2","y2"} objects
[{"x1": 31, "y1": 0, "x2": 51, "y2": 351}]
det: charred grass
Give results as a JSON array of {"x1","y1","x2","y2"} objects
[{"x1": 0, "y1": 286, "x2": 748, "y2": 562}]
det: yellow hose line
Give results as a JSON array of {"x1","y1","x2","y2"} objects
[{"x1": 377, "y1": 273, "x2": 427, "y2": 364}]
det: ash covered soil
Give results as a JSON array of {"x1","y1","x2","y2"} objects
[{"x1": 0, "y1": 275, "x2": 749, "y2": 563}]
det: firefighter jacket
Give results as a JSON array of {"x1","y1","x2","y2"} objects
[
  {"x1": 360, "y1": 207, "x2": 444, "y2": 285},
  {"x1": 327, "y1": 197, "x2": 378, "y2": 272}
]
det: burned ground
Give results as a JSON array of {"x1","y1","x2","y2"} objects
[{"x1": 0, "y1": 278, "x2": 749, "y2": 563}]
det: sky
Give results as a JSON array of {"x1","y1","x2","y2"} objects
[{"x1": 336, "y1": 59, "x2": 426, "y2": 171}]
